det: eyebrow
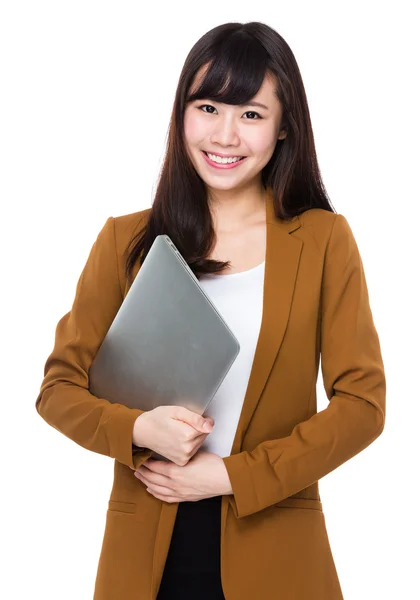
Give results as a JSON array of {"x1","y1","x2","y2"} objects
[
  {"x1": 197, "y1": 99, "x2": 269, "y2": 111},
  {"x1": 239, "y1": 101, "x2": 269, "y2": 110}
]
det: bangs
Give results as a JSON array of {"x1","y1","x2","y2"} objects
[{"x1": 186, "y1": 35, "x2": 270, "y2": 106}]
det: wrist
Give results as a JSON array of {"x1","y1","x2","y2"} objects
[
  {"x1": 133, "y1": 412, "x2": 148, "y2": 448},
  {"x1": 220, "y1": 457, "x2": 233, "y2": 495}
]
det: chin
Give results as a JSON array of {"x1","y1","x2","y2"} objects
[{"x1": 203, "y1": 179, "x2": 252, "y2": 193}]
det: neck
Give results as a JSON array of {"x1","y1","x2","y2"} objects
[{"x1": 207, "y1": 182, "x2": 267, "y2": 233}]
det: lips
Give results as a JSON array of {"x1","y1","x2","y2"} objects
[{"x1": 201, "y1": 150, "x2": 247, "y2": 169}]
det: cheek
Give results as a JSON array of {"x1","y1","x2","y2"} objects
[
  {"x1": 184, "y1": 112, "x2": 205, "y2": 146},
  {"x1": 246, "y1": 125, "x2": 279, "y2": 155}
]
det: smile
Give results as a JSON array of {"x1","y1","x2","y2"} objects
[{"x1": 202, "y1": 151, "x2": 247, "y2": 170}]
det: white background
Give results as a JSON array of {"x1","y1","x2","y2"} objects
[{"x1": 1, "y1": 1, "x2": 419, "y2": 598}]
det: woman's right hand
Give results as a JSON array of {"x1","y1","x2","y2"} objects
[{"x1": 132, "y1": 405, "x2": 215, "y2": 466}]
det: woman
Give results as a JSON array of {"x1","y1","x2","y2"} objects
[{"x1": 35, "y1": 21, "x2": 386, "y2": 600}]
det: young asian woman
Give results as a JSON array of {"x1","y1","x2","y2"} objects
[{"x1": 35, "y1": 21, "x2": 386, "y2": 600}]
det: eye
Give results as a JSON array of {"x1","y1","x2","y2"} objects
[
  {"x1": 199, "y1": 104, "x2": 217, "y2": 115},
  {"x1": 197, "y1": 104, "x2": 262, "y2": 120},
  {"x1": 244, "y1": 111, "x2": 261, "y2": 120}
]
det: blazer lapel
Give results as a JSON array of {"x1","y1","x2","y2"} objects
[{"x1": 229, "y1": 187, "x2": 303, "y2": 455}]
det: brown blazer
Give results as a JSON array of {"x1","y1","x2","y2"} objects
[{"x1": 35, "y1": 187, "x2": 386, "y2": 599}]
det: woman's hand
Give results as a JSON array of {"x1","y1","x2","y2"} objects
[
  {"x1": 133, "y1": 406, "x2": 215, "y2": 466},
  {"x1": 131, "y1": 451, "x2": 233, "y2": 503}
]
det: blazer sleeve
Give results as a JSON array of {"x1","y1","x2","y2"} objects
[
  {"x1": 35, "y1": 216, "x2": 153, "y2": 471},
  {"x1": 222, "y1": 213, "x2": 386, "y2": 518}
]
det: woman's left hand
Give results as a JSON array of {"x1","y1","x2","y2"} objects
[{"x1": 132, "y1": 451, "x2": 233, "y2": 503}]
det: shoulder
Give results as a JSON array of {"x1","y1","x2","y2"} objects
[
  {"x1": 294, "y1": 208, "x2": 357, "y2": 257},
  {"x1": 295, "y1": 208, "x2": 355, "y2": 255},
  {"x1": 113, "y1": 207, "x2": 152, "y2": 231},
  {"x1": 112, "y1": 207, "x2": 152, "y2": 246},
  {"x1": 297, "y1": 207, "x2": 337, "y2": 231}
]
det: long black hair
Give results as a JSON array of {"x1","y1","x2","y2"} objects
[{"x1": 125, "y1": 21, "x2": 335, "y2": 284}]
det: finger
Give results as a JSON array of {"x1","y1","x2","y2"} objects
[
  {"x1": 143, "y1": 460, "x2": 170, "y2": 474},
  {"x1": 147, "y1": 490, "x2": 181, "y2": 504},
  {"x1": 145, "y1": 481, "x2": 178, "y2": 497},
  {"x1": 135, "y1": 469, "x2": 173, "y2": 489},
  {"x1": 141, "y1": 467, "x2": 172, "y2": 484},
  {"x1": 190, "y1": 431, "x2": 207, "y2": 443}
]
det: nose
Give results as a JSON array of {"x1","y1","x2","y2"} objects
[{"x1": 209, "y1": 114, "x2": 241, "y2": 148}]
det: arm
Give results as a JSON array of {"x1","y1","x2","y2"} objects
[
  {"x1": 222, "y1": 214, "x2": 386, "y2": 518},
  {"x1": 35, "y1": 216, "x2": 153, "y2": 470}
]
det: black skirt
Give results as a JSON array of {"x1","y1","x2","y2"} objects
[{"x1": 156, "y1": 495, "x2": 226, "y2": 600}]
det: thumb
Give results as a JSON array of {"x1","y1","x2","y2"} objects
[
  {"x1": 203, "y1": 414, "x2": 215, "y2": 428},
  {"x1": 176, "y1": 406, "x2": 214, "y2": 432},
  {"x1": 193, "y1": 411, "x2": 214, "y2": 432},
  {"x1": 201, "y1": 418, "x2": 214, "y2": 432}
]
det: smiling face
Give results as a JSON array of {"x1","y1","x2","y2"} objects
[{"x1": 183, "y1": 66, "x2": 287, "y2": 196}]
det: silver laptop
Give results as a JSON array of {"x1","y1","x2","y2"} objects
[{"x1": 88, "y1": 234, "x2": 240, "y2": 459}]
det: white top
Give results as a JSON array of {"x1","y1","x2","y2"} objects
[{"x1": 197, "y1": 260, "x2": 265, "y2": 457}]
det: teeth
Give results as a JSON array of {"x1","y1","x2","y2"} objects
[{"x1": 206, "y1": 152, "x2": 243, "y2": 164}]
